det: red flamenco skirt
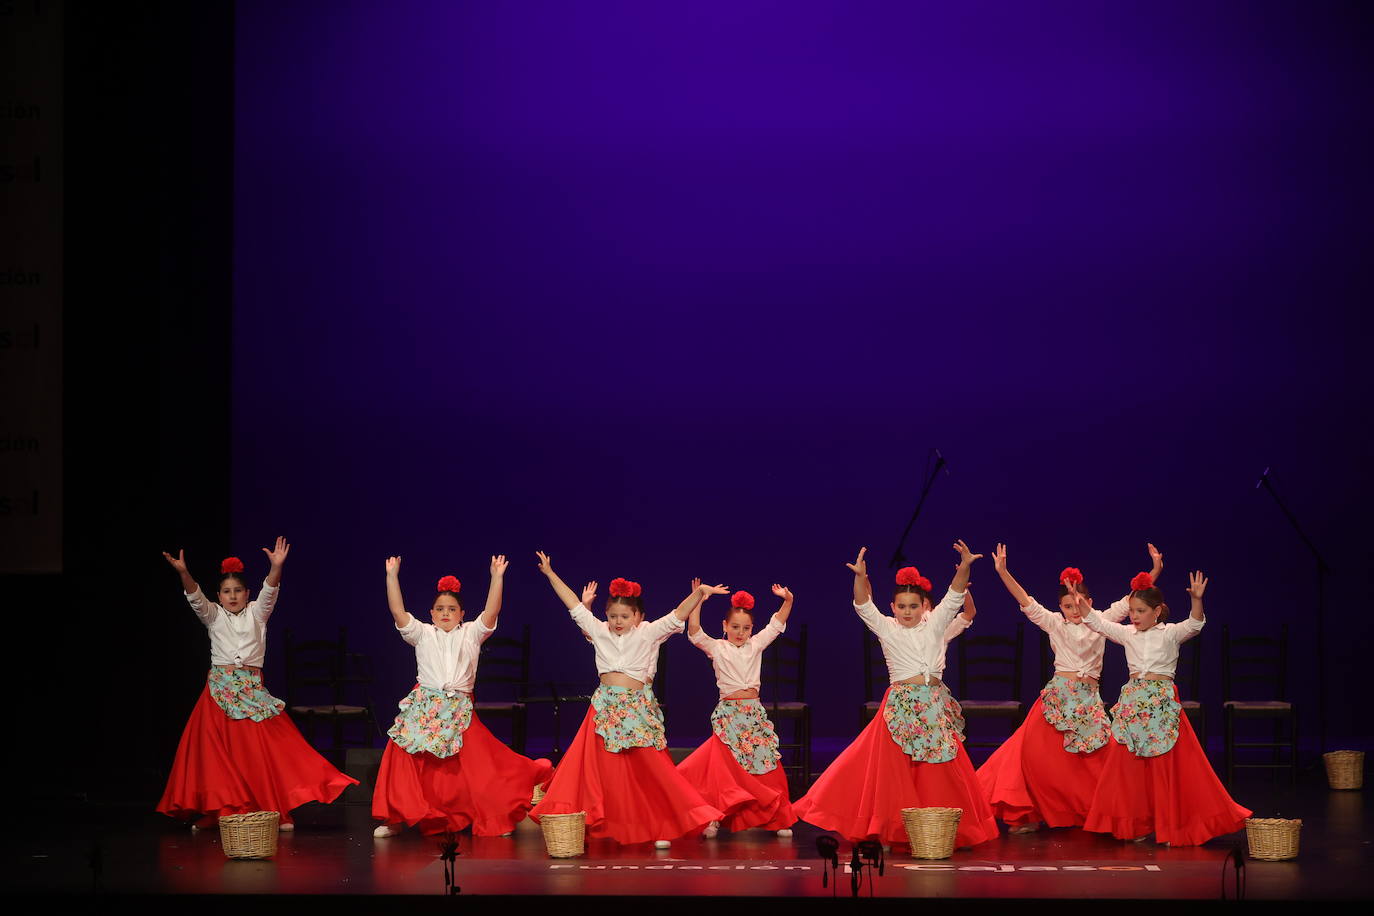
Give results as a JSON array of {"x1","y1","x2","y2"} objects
[
  {"x1": 529, "y1": 706, "x2": 723, "y2": 844},
  {"x1": 1083, "y1": 690, "x2": 1251, "y2": 846},
  {"x1": 372, "y1": 712, "x2": 553, "y2": 836},
  {"x1": 676, "y1": 734, "x2": 796, "y2": 832},
  {"x1": 793, "y1": 688, "x2": 998, "y2": 848},
  {"x1": 976, "y1": 696, "x2": 1108, "y2": 828},
  {"x1": 156, "y1": 685, "x2": 358, "y2": 826}
]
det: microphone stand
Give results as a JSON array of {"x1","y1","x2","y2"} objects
[
  {"x1": 889, "y1": 450, "x2": 948, "y2": 569},
  {"x1": 1257, "y1": 468, "x2": 1332, "y2": 755}
]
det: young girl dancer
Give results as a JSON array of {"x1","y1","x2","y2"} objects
[
  {"x1": 678, "y1": 585, "x2": 798, "y2": 839},
  {"x1": 1073, "y1": 570, "x2": 1251, "y2": 845},
  {"x1": 372, "y1": 555, "x2": 553, "y2": 838},
  {"x1": 528, "y1": 552, "x2": 724, "y2": 847},
  {"x1": 977, "y1": 543, "x2": 1163, "y2": 833},
  {"x1": 157, "y1": 541, "x2": 358, "y2": 830},
  {"x1": 794, "y1": 542, "x2": 998, "y2": 849}
]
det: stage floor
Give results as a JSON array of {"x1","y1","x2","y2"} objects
[{"x1": 6, "y1": 773, "x2": 1370, "y2": 905}]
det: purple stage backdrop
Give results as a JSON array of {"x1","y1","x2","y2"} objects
[{"x1": 231, "y1": 1, "x2": 1372, "y2": 747}]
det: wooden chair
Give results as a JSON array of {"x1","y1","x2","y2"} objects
[
  {"x1": 474, "y1": 624, "x2": 532, "y2": 753},
  {"x1": 283, "y1": 626, "x2": 379, "y2": 766},
  {"x1": 1223, "y1": 623, "x2": 1296, "y2": 785},
  {"x1": 955, "y1": 620, "x2": 1025, "y2": 750},
  {"x1": 1175, "y1": 633, "x2": 1205, "y2": 748},
  {"x1": 860, "y1": 628, "x2": 886, "y2": 727},
  {"x1": 762, "y1": 623, "x2": 810, "y2": 792}
]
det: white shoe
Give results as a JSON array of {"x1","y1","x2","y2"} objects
[
  {"x1": 1009, "y1": 822, "x2": 1041, "y2": 835},
  {"x1": 776, "y1": 828, "x2": 793, "y2": 838},
  {"x1": 278, "y1": 822, "x2": 294, "y2": 832},
  {"x1": 654, "y1": 840, "x2": 671, "y2": 849},
  {"x1": 374, "y1": 824, "x2": 402, "y2": 838},
  {"x1": 703, "y1": 821, "x2": 720, "y2": 839}
]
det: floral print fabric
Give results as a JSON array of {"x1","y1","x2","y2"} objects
[
  {"x1": 387, "y1": 685, "x2": 474, "y2": 758},
  {"x1": 592, "y1": 685, "x2": 666, "y2": 753},
  {"x1": 1039, "y1": 675, "x2": 1111, "y2": 753},
  {"x1": 710, "y1": 698, "x2": 782, "y2": 775},
  {"x1": 1109, "y1": 678, "x2": 1181, "y2": 758},
  {"x1": 208, "y1": 665, "x2": 284, "y2": 721},
  {"x1": 645, "y1": 684, "x2": 665, "y2": 727},
  {"x1": 882, "y1": 682, "x2": 966, "y2": 764}
]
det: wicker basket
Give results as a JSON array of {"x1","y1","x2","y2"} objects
[
  {"x1": 540, "y1": 812, "x2": 586, "y2": 858},
  {"x1": 1245, "y1": 817, "x2": 1301, "y2": 861},
  {"x1": 532, "y1": 782, "x2": 546, "y2": 805},
  {"x1": 1323, "y1": 750, "x2": 1364, "y2": 790},
  {"x1": 219, "y1": 811, "x2": 280, "y2": 859},
  {"x1": 901, "y1": 807, "x2": 963, "y2": 859}
]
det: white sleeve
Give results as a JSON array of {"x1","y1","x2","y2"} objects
[
  {"x1": 750, "y1": 613, "x2": 787, "y2": 651},
  {"x1": 397, "y1": 615, "x2": 427, "y2": 647},
  {"x1": 1081, "y1": 607, "x2": 1132, "y2": 645},
  {"x1": 186, "y1": 589, "x2": 219, "y2": 626},
  {"x1": 688, "y1": 627, "x2": 718, "y2": 656},
  {"x1": 942, "y1": 613, "x2": 971, "y2": 644},
  {"x1": 1171, "y1": 615, "x2": 1205, "y2": 644},
  {"x1": 643, "y1": 611, "x2": 686, "y2": 643},
  {"x1": 1102, "y1": 596, "x2": 1130, "y2": 623},
  {"x1": 929, "y1": 588, "x2": 967, "y2": 632},
  {"x1": 468, "y1": 614, "x2": 498, "y2": 646},
  {"x1": 854, "y1": 599, "x2": 889, "y2": 635},
  {"x1": 1021, "y1": 598, "x2": 1057, "y2": 634},
  {"x1": 568, "y1": 603, "x2": 599, "y2": 636},
  {"x1": 252, "y1": 581, "x2": 279, "y2": 622}
]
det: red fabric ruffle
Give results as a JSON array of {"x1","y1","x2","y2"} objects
[
  {"x1": 976, "y1": 695, "x2": 1108, "y2": 828},
  {"x1": 793, "y1": 686, "x2": 998, "y2": 847},
  {"x1": 677, "y1": 733, "x2": 796, "y2": 832},
  {"x1": 372, "y1": 711, "x2": 552, "y2": 836},
  {"x1": 1083, "y1": 686, "x2": 1251, "y2": 845},
  {"x1": 157, "y1": 683, "x2": 357, "y2": 826},
  {"x1": 529, "y1": 706, "x2": 721, "y2": 844}
]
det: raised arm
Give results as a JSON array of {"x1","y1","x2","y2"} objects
[
  {"x1": 949, "y1": 539, "x2": 982, "y2": 593},
  {"x1": 162, "y1": 549, "x2": 201, "y2": 596},
  {"x1": 992, "y1": 543, "x2": 1032, "y2": 608},
  {"x1": 262, "y1": 536, "x2": 289, "y2": 588},
  {"x1": 535, "y1": 551, "x2": 581, "y2": 610},
  {"x1": 847, "y1": 547, "x2": 872, "y2": 605},
  {"x1": 384, "y1": 556, "x2": 412, "y2": 628},
  {"x1": 1148, "y1": 542, "x2": 1164, "y2": 585},
  {"x1": 687, "y1": 577, "x2": 705, "y2": 637},
  {"x1": 771, "y1": 584, "x2": 795, "y2": 625},
  {"x1": 480, "y1": 554, "x2": 507, "y2": 628},
  {"x1": 1187, "y1": 570, "x2": 1206, "y2": 623},
  {"x1": 673, "y1": 581, "x2": 729, "y2": 621},
  {"x1": 959, "y1": 584, "x2": 977, "y2": 623}
]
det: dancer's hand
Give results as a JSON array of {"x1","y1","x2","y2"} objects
[
  {"x1": 1187, "y1": 570, "x2": 1208, "y2": 599},
  {"x1": 263, "y1": 536, "x2": 290, "y2": 568},
  {"x1": 772, "y1": 584, "x2": 793, "y2": 601},
  {"x1": 953, "y1": 539, "x2": 983, "y2": 567},
  {"x1": 698, "y1": 583, "x2": 730, "y2": 598},
  {"x1": 581, "y1": 581, "x2": 598, "y2": 606},
  {"x1": 535, "y1": 551, "x2": 553, "y2": 576},
  {"x1": 846, "y1": 547, "x2": 868, "y2": 577},
  {"x1": 385, "y1": 556, "x2": 401, "y2": 576},
  {"x1": 490, "y1": 554, "x2": 509, "y2": 577},
  {"x1": 162, "y1": 549, "x2": 188, "y2": 574},
  {"x1": 992, "y1": 543, "x2": 1008, "y2": 574}
]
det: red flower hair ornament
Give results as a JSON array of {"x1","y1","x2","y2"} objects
[
  {"x1": 220, "y1": 557, "x2": 245, "y2": 574},
  {"x1": 436, "y1": 575, "x2": 462, "y2": 594},
  {"x1": 730, "y1": 590, "x2": 755, "y2": 610},
  {"x1": 1130, "y1": 572, "x2": 1155, "y2": 592},
  {"x1": 609, "y1": 577, "x2": 642, "y2": 598},
  {"x1": 895, "y1": 566, "x2": 933, "y2": 592},
  {"x1": 1060, "y1": 567, "x2": 1084, "y2": 586}
]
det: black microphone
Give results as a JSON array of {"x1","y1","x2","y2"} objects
[
  {"x1": 1256, "y1": 467, "x2": 1270, "y2": 490},
  {"x1": 934, "y1": 448, "x2": 951, "y2": 476}
]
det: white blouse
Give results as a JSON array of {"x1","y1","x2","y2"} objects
[
  {"x1": 396, "y1": 614, "x2": 496, "y2": 695},
  {"x1": 186, "y1": 581, "x2": 278, "y2": 668},
  {"x1": 570, "y1": 604, "x2": 684, "y2": 683},
  {"x1": 688, "y1": 613, "x2": 787, "y2": 699},
  {"x1": 1022, "y1": 597, "x2": 1129, "y2": 679},
  {"x1": 855, "y1": 588, "x2": 967, "y2": 682},
  {"x1": 1082, "y1": 609, "x2": 1205, "y2": 679}
]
